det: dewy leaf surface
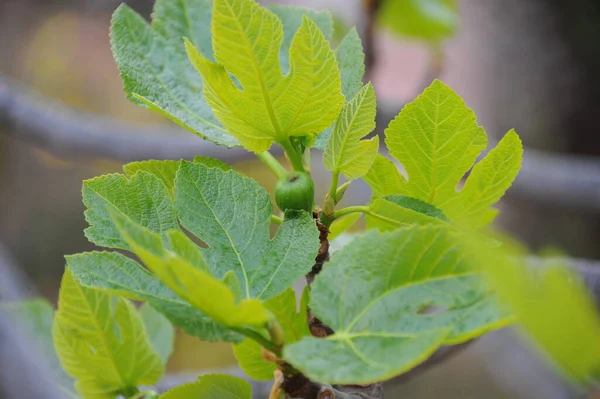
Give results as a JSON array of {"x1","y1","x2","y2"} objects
[
  {"x1": 174, "y1": 162, "x2": 319, "y2": 300},
  {"x1": 284, "y1": 225, "x2": 511, "y2": 384},
  {"x1": 324, "y1": 83, "x2": 379, "y2": 179},
  {"x1": 53, "y1": 269, "x2": 163, "y2": 398},
  {"x1": 66, "y1": 251, "x2": 241, "y2": 342},
  {"x1": 160, "y1": 374, "x2": 251, "y2": 399},
  {"x1": 110, "y1": 2, "x2": 237, "y2": 147},
  {"x1": 83, "y1": 171, "x2": 179, "y2": 250},
  {"x1": 186, "y1": 0, "x2": 343, "y2": 152},
  {"x1": 382, "y1": 80, "x2": 522, "y2": 229}
]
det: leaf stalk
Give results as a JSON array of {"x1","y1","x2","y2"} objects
[
  {"x1": 279, "y1": 139, "x2": 306, "y2": 172},
  {"x1": 256, "y1": 151, "x2": 288, "y2": 179}
]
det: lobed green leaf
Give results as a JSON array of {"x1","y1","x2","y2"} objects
[
  {"x1": 110, "y1": 2, "x2": 236, "y2": 147},
  {"x1": 366, "y1": 80, "x2": 522, "y2": 229},
  {"x1": 174, "y1": 162, "x2": 319, "y2": 300},
  {"x1": 53, "y1": 269, "x2": 163, "y2": 398},
  {"x1": 285, "y1": 225, "x2": 511, "y2": 384},
  {"x1": 186, "y1": 0, "x2": 343, "y2": 152}
]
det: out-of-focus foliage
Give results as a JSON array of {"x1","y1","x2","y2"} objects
[
  {"x1": 378, "y1": 0, "x2": 459, "y2": 42},
  {"x1": 466, "y1": 235, "x2": 600, "y2": 385}
]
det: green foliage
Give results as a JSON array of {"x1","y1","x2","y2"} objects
[
  {"x1": 83, "y1": 171, "x2": 180, "y2": 250},
  {"x1": 363, "y1": 154, "x2": 404, "y2": 197},
  {"x1": 315, "y1": 28, "x2": 367, "y2": 151},
  {"x1": 174, "y1": 162, "x2": 319, "y2": 299},
  {"x1": 378, "y1": 0, "x2": 459, "y2": 42},
  {"x1": 328, "y1": 213, "x2": 362, "y2": 240},
  {"x1": 53, "y1": 269, "x2": 164, "y2": 398},
  {"x1": 160, "y1": 374, "x2": 251, "y2": 399},
  {"x1": 66, "y1": 251, "x2": 240, "y2": 342},
  {"x1": 47, "y1": 0, "x2": 535, "y2": 396},
  {"x1": 366, "y1": 80, "x2": 523, "y2": 230},
  {"x1": 185, "y1": 0, "x2": 343, "y2": 152},
  {"x1": 2, "y1": 299, "x2": 74, "y2": 394},
  {"x1": 234, "y1": 287, "x2": 311, "y2": 380},
  {"x1": 285, "y1": 225, "x2": 511, "y2": 384},
  {"x1": 112, "y1": 210, "x2": 271, "y2": 328},
  {"x1": 139, "y1": 304, "x2": 175, "y2": 364},
  {"x1": 366, "y1": 195, "x2": 449, "y2": 230},
  {"x1": 466, "y1": 239, "x2": 600, "y2": 383},
  {"x1": 110, "y1": 1, "x2": 235, "y2": 147},
  {"x1": 324, "y1": 83, "x2": 379, "y2": 180}
]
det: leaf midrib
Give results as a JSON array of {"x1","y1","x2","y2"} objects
[
  {"x1": 188, "y1": 170, "x2": 251, "y2": 299},
  {"x1": 71, "y1": 278, "x2": 128, "y2": 388},
  {"x1": 222, "y1": 0, "x2": 282, "y2": 136},
  {"x1": 333, "y1": 88, "x2": 369, "y2": 172},
  {"x1": 340, "y1": 271, "x2": 478, "y2": 333}
]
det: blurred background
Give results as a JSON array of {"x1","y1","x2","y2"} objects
[{"x1": 1, "y1": 0, "x2": 599, "y2": 398}]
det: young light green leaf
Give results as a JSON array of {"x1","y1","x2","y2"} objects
[
  {"x1": 378, "y1": 0, "x2": 458, "y2": 42},
  {"x1": 366, "y1": 195, "x2": 449, "y2": 231},
  {"x1": 160, "y1": 374, "x2": 251, "y2": 399},
  {"x1": 384, "y1": 80, "x2": 522, "y2": 229},
  {"x1": 444, "y1": 129, "x2": 523, "y2": 228},
  {"x1": 66, "y1": 251, "x2": 241, "y2": 343},
  {"x1": 285, "y1": 225, "x2": 511, "y2": 384},
  {"x1": 53, "y1": 269, "x2": 163, "y2": 398},
  {"x1": 2, "y1": 299, "x2": 74, "y2": 393},
  {"x1": 233, "y1": 338, "x2": 277, "y2": 381},
  {"x1": 174, "y1": 162, "x2": 319, "y2": 300},
  {"x1": 234, "y1": 287, "x2": 310, "y2": 380},
  {"x1": 83, "y1": 171, "x2": 179, "y2": 250},
  {"x1": 186, "y1": 0, "x2": 343, "y2": 152},
  {"x1": 265, "y1": 287, "x2": 310, "y2": 344},
  {"x1": 112, "y1": 211, "x2": 270, "y2": 328},
  {"x1": 110, "y1": 3, "x2": 236, "y2": 147},
  {"x1": 329, "y1": 213, "x2": 362, "y2": 240},
  {"x1": 363, "y1": 154, "x2": 405, "y2": 197},
  {"x1": 270, "y1": 5, "x2": 333, "y2": 73},
  {"x1": 315, "y1": 27, "x2": 366, "y2": 151},
  {"x1": 139, "y1": 304, "x2": 175, "y2": 364},
  {"x1": 466, "y1": 238, "x2": 600, "y2": 383},
  {"x1": 324, "y1": 83, "x2": 379, "y2": 179}
]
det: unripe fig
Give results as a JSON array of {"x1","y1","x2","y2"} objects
[{"x1": 274, "y1": 172, "x2": 314, "y2": 213}]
